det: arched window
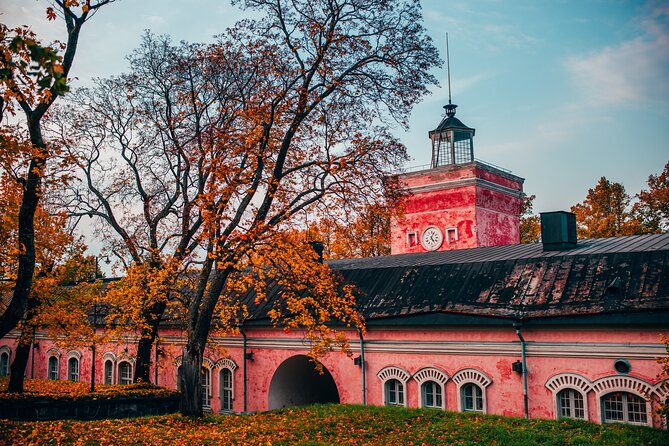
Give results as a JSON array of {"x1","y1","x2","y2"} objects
[
  {"x1": 216, "y1": 357, "x2": 237, "y2": 413},
  {"x1": 118, "y1": 361, "x2": 133, "y2": 385},
  {"x1": 377, "y1": 366, "x2": 410, "y2": 407},
  {"x1": 176, "y1": 366, "x2": 182, "y2": 391},
  {"x1": 545, "y1": 373, "x2": 591, "y2": 421},
  {"x1": 421, "y1": 381, "x2": 442, "y2": 409},
  {"x1": 202, "y1": 367, "x2": 212, "y2": 410},
  {"x1": 413, "y1": 367, "x2": 449, "y2": 410},
  {"x1": 461, "y1": 383, "x2": 483, "y2": 412},
  {"x1": 48, "y1": 355, "x2": 59, "y2": 380},
  {"x1": 67, "y1": 357, "x2": 79, "y2": 382},
  {"x1": 452, "y1": 368, "x2": 492, "y2": 414},
  {"x1": 384, "y1": 379, "x2": 404, "y2": 406},
  {"x1": 104, "y1": 360, "x2": 114, "y2": 385},
  {"x1": 557, "y1": 388, "x2": 585, "y2": 419},
  {"x1": 0, "y1": 351, "x2": 9, "y2": 376},
  {"x1": 602, "y1": 392, "x2": 647, "y2": 425},
  {"x1": 592, "y1": 375, "x2": 656, "y2": 426},
  {"x1": 220, "y1": 368, "x2": 233, "y2": 412}
]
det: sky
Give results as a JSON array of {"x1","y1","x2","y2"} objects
[{"x1": 2, "y1": 0, "x2": 669, "y2": 216}]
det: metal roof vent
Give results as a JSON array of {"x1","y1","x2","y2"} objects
[{"x1": 540, "y1": 211, "x2": 577, "y2": 251}]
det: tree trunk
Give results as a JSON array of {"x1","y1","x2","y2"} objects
[
  {"x1": 7, "y1": 329, "x2": 34, "y2": 392},
  {"x1": 134, "y1": 300, "x2": 167, "y2": 383},
  {"x1": 181, "y1": 266, "x2": 230, "y2": 416},
  {"x1": 180, "y1": 341, "x2": 203, "y2": 416}
]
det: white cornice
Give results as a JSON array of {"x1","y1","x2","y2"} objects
[{"x1": 406, "y1": 177, "x2": 523, "y2": 198}]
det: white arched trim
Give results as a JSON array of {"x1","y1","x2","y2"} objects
[
  {"x1": 653, "y1": 379, "x2": 669, "y2": 400},
  {"x1": 202, "y1": 357, "x2": 215, "y2": 370},
  {"x1": 593, "y1": 375, "x2": 655, "y2": 427},
  {"x1": 377, "y1": 366, "x2": 410, "y2": 407},
  {"x1": 377, "y1": 366, "x2": 411, "y2": 383},
  {"x1": 117, "y1": 353, "x2": 136, "y2": 364},
  {"x1": 545, "y1": 373, "x2": 592, "y2": 421},
  {"x1": 102, "y1": 352, "x2": 116, "y2": 385},
  {"x1": 215, "y1": 357, "x2": 238, "y2": 371},
  {"x1": 174, "y1": 355, "x2": 183, "y2": 367},
  {"x1": 545, "y1": 373, "x2": 592, "y2": 394},
  {"x1": 413, "y1": 367, "x2": 449, "y2": 410},
  {"x1": 66, "y1": 350, "x2": 82, "y2": 361},
  {"x1": 452, "y1": 368, "x2": 492, "y2": 387},
  {"x1": 0, "y1": 345, "x2": 11, "y2": 358},
  {"x1": 452, "y1": 368, "x2": 492, "y2": 414},
  {"x1": 46, "y1": 348, "x2": 61, "y2": 358}
]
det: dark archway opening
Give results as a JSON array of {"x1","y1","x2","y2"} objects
[{"x1": 268, "y1": 355, "x2": 340, "y2": 410}]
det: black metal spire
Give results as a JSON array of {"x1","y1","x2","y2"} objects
[{"x1": 444, "y1": 33, "x2": 457, "y2": 118}]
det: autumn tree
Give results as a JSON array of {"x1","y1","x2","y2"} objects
[
  {"x1": 658, "y1": 336, "x2": 669, "y2": 418},
  {"x1": 49, "y1": 32, "x2": 223, "y2": 383},
  {"x1": 571, "y1": 176, "x2": 648, "y2": 238},
  {"x1": 0, "y1": 170, "x2": 90, "y2": 392},
  {"x1": 308, "y1": 203, "x2": 395, "y2": 259},
  {"x1": 519, "y1": 194, "x2": 540, "y2": 244},
  {"x1": 173, "y1": 0, "x2": 439, "y2": 416},
  {"x1": 635, "y1": 161, "x2": 669, "y2": 233},
  {"x1": 0, "y1": 1, "x2": 116, "y2": 390}
]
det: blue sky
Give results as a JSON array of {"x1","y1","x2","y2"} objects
[{"x1": 3, "y1": 0, "x2": 669, "y2": 214}]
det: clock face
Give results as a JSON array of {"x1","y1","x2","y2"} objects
[{"x1": 421, "y1": 226, "x2": 443, "y2": 251}]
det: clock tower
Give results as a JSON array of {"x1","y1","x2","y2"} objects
[{"x1": 390, "y1": 102, "x2": 525, "y2": 255}]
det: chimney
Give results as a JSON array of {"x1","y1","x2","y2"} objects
[
  {"x1": 540, "y1": 211, "x2": 577, "y2": 251},
  {"x1": 308, "y1": 241, "x2": 324, "y2": 263}
]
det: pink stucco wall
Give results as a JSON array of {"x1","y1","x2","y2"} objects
[
  {"x1": 2, "y1": 324, "x2": 666, "y2": 427},
  {"x1": 390, "y1": 162, "x2": 523, "y2": 255}
]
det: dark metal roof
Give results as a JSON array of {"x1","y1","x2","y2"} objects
[
  {"x1": 236, "y1": 234, "x2": 669, "y2": 326},
  {"x1": 431, "y1": 115, "x2": 474, "y2": 133},
  {"x1": 327, "y1": 234, "x2": 669, "y2": 270}
]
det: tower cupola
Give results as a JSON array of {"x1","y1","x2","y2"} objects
[{"x1": 429, "y1": 101, "x2": 475, "y2": 168}]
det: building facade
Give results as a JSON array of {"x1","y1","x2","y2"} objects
[{"x1": 1, "y1": 103, "x2": 668, "y2": 427}]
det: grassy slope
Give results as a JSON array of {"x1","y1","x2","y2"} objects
[{"x1": 1, "y1": 404, "x2": 668, "y2": 445}]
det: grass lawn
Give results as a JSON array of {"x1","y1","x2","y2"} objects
[{"x1": 1, "y1": 404, "x2": 668, "y2": 445}]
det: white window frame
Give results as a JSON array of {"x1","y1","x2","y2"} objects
[
  {"x1": 557, "y1": 388, "x2": 586, "y2": 420},
  {"x1": 601, "y1": 391, "x2": 648, "y2": 425},
  {"x1": 545, "y1": 373, "x2": 591, "y2": 421},
  {"x1": 216, "y1": 358, "x2": 238, "y2": 413},
  {"x1": 592, "y1": 375, "x2": 657, "y2": 427},
  {"x1": 413, "y1": 367, "x2": 449, "y2": 410},
  {"x1": 174, "y1": 355, "x2": 183, "y2": 391},
  {"x1": 446, "y1": 227, "x2": 458, "y2": 243},
  {"x1": 406, "y1": 231, "x2": 418, "y2": 247},
  {"x1": 201, "y1": 357, "x2": 214, "y2": 412},
  {"x1": 461, "y1": 382, "x2": 484, "y2": 412},
  {"x1": 118, "y1": 361, "x2": 133, "y2": 385},
  {"x1": 47, "y1": 348, "x2": 61, "y2": 380},
  {"x1": 385, "y1": 379, "x2": 405, "y2": 406},
  {"x1": 102, "y1": 352, "x2": 117, "y2": 385},
  {"x1": 202, "y1": 367, "x2": 212, "y2": 411},
  {"x1": 452, "y1": 368, "x2": 492, "y2": 414},
  {"x1": 0, "y1": 346, "x2": 11, "y2": 377},
  {"x1": 67, "y1": 357, "x2": 80, "y2": 382},
  {"x1": 66, "y1": 350, "x2": 82, "y2": 382},
  {"x1": 377, "y1": 366, "x2": 410, "y2": 407}
]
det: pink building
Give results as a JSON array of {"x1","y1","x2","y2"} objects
[{"x1": 1, "y1": 102, "x2": 668, "y2": 427}]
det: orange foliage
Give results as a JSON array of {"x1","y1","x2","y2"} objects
[{"x1": 0, "y1": 377, "x2": 177, "y2": 401}]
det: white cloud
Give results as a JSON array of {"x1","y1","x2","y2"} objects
[{"x1": 564, "y1": 5, "x2": 669, "y2": 111}]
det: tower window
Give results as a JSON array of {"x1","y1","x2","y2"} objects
[
  {"x1": 446, "y1": 227, "x2": 458, "y2": 243},
  {"x1": 407, "y1": 232, "x2": 417, "y2": 247}
]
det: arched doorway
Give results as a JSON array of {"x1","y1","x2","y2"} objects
[{"x1": 268, "y1": 355, "x2": 340, "y2": 409}]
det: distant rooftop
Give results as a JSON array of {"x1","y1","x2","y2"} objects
[{"x1": 328, "y1": 233, "x2": 669, "y2": 270}]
